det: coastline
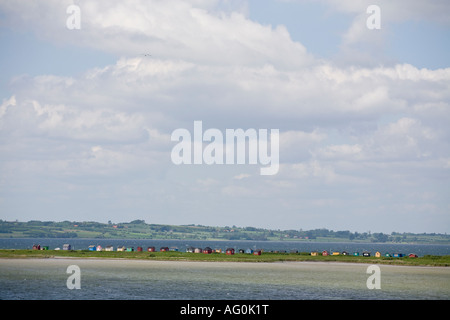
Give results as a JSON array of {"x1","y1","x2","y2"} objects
[{"x1": 0, "y1": 249, "x2": 449, "y2": 267}]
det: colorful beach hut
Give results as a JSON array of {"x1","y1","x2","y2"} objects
[
  {"x1": 226, "y1": 248, "x2": 235, "y2": 255},
  {"x1": 203, "y1": 247, "x2": 213, "y2": 254}
]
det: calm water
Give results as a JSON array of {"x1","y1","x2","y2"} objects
[
  {"x1": 1, "y1": 238, "x2": 449, "y2": 256},
  {"x1": 0, "y1": 239, "x2": 449, "y2": 300},
  {"x1": 0, "y1": 258, "x2": 449, "y2": 300}
]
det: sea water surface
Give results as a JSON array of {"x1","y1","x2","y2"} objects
[
  {"x1": 0, "y1": 239, "x2": 449, "y2": 300},
  {"x1": 0, "y1": 258, "x2": 449, "y2": 300}
]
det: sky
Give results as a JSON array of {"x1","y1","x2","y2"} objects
[{"x1": 0, "y1": 0, "x2": 449, "y2": 234}]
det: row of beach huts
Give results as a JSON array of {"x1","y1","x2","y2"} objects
[
  {"x1": 31, "y1": 243, "x2": 418, "y2": 257},
  {"x1": 311, "y1": 250, "x2": 418, "y2": 258}
]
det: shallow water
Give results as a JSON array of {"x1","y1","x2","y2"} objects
[{"x1": 0, "y1": 258, "x2": 449, "y2": 300}]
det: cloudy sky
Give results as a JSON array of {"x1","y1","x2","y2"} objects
[{"x1": 1, "y1": 0, "x2": 449, "y2": 233}]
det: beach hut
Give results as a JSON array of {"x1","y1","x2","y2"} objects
[
  {"x1": 239, "y1": 249, "x2": 245, "y2": 254},
  {"x1": 408, "y1": 253, "x2": 418, "y2": 258},
  {"x1": 353, "y1": 252, "x2": 360, "y2": 256},
  {"x1": 322, "y1": 250, "x2": 329, "y2": 256},
  {"x1": 96, "y1": 245, "x2": 103, "y2": 252},
  {"x1": 32, "y1": 244, "x2": 41, "y2": 250},
  {"x1": 385, "y1": 253, "x2": 391, "y2": 257},
  {"x1": 253, "y1": 249, "x2": 262, "y2": 256},
  {"x1": 186, "y1": 247, "x2": 195, "y2": 253},
  {"x1": 362, "y1": 251, "x2": 371, "y2": 257},
  {"x1": 105, "y1": 245, "x2": 114, "y2": 251},
  {"x1": 126, "y1": 247, "x2": 134, "y2": 252},
  {"x1": 203, "y1": 247, "x2": 213, "y2": 254},
  {"x1": 160, "y1": 247, "x2": 169, "y2": 252},
  {"x1": 88, "y1": 245, "x2": 96, "y2": 251},
  {"x1": 169, "y1": 247, "x2": 179, "y2": 252},
  {"x1": 375, "y1": 251, "x2": 381, "y2": 257},
  {"x1": 41, "y1": 246, "x2": 49, "y2": 250},
  {"x1": 147, "y1": 246, "x2": 156, "y2": 252},
  {"x1": 137, "y1": 246, "x2": 143, "y2": 252},
  {"x1": 393, "y1": 253, "x2": 404, "y2": 258},
  {"x1": 117, "y1": 246, "x2": 126, "y2": 252},
  {"x1": 226, "y1": 248, "x2": 235, "y2": 255},
  {"x1": 245, "y1": 248, "x2": 253, "y2": 254},
  {"x1": 311, "y1": 251, "x2": 319, "y2": 256},
  {"x1": 215, "y1": 249, "x2": 222, "y2": 253},
  {"x1": 342, "y1": 251, "x2": 349, "y2": 255},
  {"x1": 194, "y1": 247, "x2": 203, "y2": 253},
  {"x1": 332, "y1": 252, "x2": 340, "y2": 256},
  {"x1": 63, "y1": 244, "x2": 72, "y2": 251}
]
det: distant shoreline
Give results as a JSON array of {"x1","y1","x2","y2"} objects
[
  {"x1": 2, "y1": 220, "x2": 449, "y2": 245},
  {"x1": 0, "y1": 249, "x2": 448, "y2": 267}
]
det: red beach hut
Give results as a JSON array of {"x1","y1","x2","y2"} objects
[{"x1": 226, "y1": 248, "x2": 235, "y2": 255}]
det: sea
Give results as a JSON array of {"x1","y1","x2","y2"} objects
[{"x1": 0, "y1": 239, "x2": 449, "y2": 301}]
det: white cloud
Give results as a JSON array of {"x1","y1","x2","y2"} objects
[
  {"x1": 233, "y1": 173, "x2": 251, "y2": 180},
  {"x1": 0, "y1": 0, "x2": 314, "y2": 69},
  {"x1": 0, "y1": 0, "x2": 449, "y2": 232}
]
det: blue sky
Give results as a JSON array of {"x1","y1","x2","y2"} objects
[{"x1": 0, "y1": 0, "x2": 449, "y2": 233}]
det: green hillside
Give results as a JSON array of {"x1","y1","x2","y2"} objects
[{"x1": 1, "y1": 219, "x2": 449, "y2": 244}]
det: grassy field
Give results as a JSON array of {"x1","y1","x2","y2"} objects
[{"x1": 1, "y1": 249, "x2": 449, "y2": 266}]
